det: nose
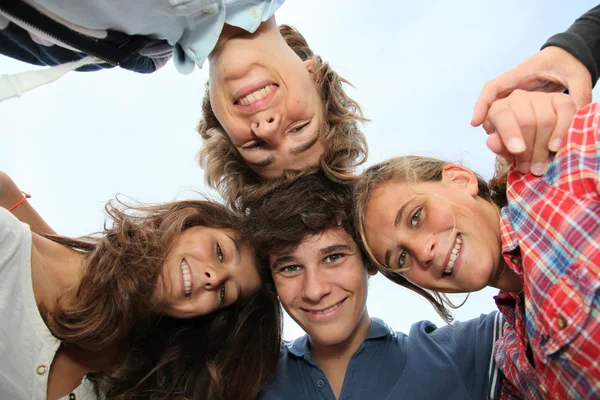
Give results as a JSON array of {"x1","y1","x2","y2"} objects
[
  {"x1": 301, "y1": 267, "x2": 332, "y2": 302},
  {"x1": 251, "y1": 113, "x2": 281, "y2": 145},
  {"x1": 412, "y1": 234, "x2": 437, "y2": 269},
  {"x1": 200, "y1": 264, "x2": 228, "y2": 289}
]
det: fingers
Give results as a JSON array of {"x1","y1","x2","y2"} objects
[
  {"x1": 565, "y1": 76, "x2": 593, "y2": 110},
  {"x1": 548, "y1": 94, "x2": 576, "y2": 152},
  {"x1": 528, "y1": 95, "x2": 556, "y2": 175},
  {"x1": 472, "y1": 81, "x2": 501, "y2": 127},
  {"x1": 486, "y1": 134, "x2": 514, "y2": 163},
  {"x1": 487, "y1": 91, "x2": 533, "y2": 173}
]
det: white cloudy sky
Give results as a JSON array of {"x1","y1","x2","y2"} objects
[{"x1": 1, "y1": 1, "x2": 598, "y2": 339}]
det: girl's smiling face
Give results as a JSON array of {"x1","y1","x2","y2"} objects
[
  {"x1": 364, "y1": 165, "x2": 504, "y2": 294},
  {"x1": 153, "y1": 226, "x2": 262, "y2": 319}
]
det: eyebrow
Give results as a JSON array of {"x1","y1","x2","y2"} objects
[
  {"x1": 246, "y1": 155, "x2": 275, "y2": 167},
  {"x1": 227, "y1": 235, "x2": 241, "y2": 266},
  {"x1": 271, "y1": 255, "x2": 297, "y2": 270},
  {"x1": 384, "y1": 197, "x2": 416, "y2": 267},
  {"x1": 289, "y1": 130, "x2": 319, "y2": 156},
  {"x1": 319, "y1": 244, "x2": 353, "y2": 255}
]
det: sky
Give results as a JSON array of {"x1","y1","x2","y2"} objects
[{"x1": 1, "y1": 1, "x2": 598, "y2": 340}]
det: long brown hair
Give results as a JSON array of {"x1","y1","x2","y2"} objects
[
  {"x1": 44, "y1": 199, "x2": 282, "y2": 399},
  {"x1": 198, "y1": 24, "x2": 368, "y2": 211},
  {"x1": 354, "y1": 155, "x2": 509, "y2": 323}
]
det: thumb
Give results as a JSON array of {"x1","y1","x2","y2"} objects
[{"x1": 566, "y1": 77, "x2": 593, "y2": 109}]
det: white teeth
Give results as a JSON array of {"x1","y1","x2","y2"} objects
[
  {"x1": 181, "y1": 260, "x2": 192, "y2": 297},
  {"x1": 444, "y1": 235, "x2": 462, "y2": 276},
  {"x1": 311, "y1": 302, "x2": 342, "y2": 315},
  {"x1": 237, "y1": 84, "x2": 275, "y2": 105}
]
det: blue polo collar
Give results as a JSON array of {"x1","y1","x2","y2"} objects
[{"x1": 287, "y1": 318, "x2": 392, "y2": 358}]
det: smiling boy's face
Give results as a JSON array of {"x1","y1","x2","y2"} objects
[{"x1": 269, "y1": 228, "x2": 375, "y2": 346}]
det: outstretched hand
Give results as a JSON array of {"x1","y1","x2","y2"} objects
[
  {"x1": 471, "y1": 46, "x2": 592, "y2": 128},
  {"x1": 482, "y1": 90, "x2": 577, "y2": 175}
]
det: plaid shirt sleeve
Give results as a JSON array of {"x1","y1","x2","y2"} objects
[{"x1": 494, "y1": 103, "x2": 600, "y2": 400}]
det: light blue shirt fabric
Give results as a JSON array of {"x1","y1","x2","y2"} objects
[
  {"x1": 259, "y1": 314, "x2": 505, "y2": 400},
  {"x1": 28, "y1": 0, "x2": 284, "y2": 74}
]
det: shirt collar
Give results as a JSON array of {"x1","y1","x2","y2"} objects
[
  {"x1": 286, "y1": 318, "x2": 392, "y2": 358},
  {"x1": 500, "y1": 206, "x2": 519, "y2": 254}
]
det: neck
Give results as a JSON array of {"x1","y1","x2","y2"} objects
[
  {"x1": 209, "y1": 16, "x2": 278, "y2": 60},
  {"x1": 31, "y1": 233, "x2": 85, "y2": 312},
  {"x1": 490, "y1": 259, "x2": 523, "y2": 293}
]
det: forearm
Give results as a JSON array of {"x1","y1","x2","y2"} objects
[
  {"x1": 542, "y1": 5, "x2": 600, "y2": 88},
  {"x1": 0, "y1": 172, "x2": 56, "y2": 235}
]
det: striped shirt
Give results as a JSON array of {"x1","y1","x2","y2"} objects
[{"x1": 495, "y1": 103, "x2": 600, "y2": 399}]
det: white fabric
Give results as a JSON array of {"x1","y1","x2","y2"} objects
[
  {"x1": 0, "y1": 208, "x2": 97, "y2": 399},
  {"x1": 0, "y1": 56, "x2": 100, "y2": 102}
]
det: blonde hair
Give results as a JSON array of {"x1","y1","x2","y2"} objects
[
  {"x1": 197, "y1": 25, "x2": 368, "y2": 211},
  {"x1": 353, "y1": 155, "x2": 508, "y2": 322}
]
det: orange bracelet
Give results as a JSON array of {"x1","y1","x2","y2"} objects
[{"x1": 8, "y1": 191, "x2": 31, "y2": 211}]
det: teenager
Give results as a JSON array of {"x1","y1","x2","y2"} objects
[
  {"x1": 242, "y1": 172, "x2": 505, "y2": 400},
  {"x1": 355, "y1": 94, "x2": 600, "y2": 399},
  {"x1": 0, "y1": 1, "x2": 368, "y2": 189},
  {"x1": 0, "y1": 173, "x2": 281, "y2": 399}
]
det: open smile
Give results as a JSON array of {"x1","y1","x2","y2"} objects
[
  {"x1": 233, "y1": 82, "x2": 279, "y2": 113},
  {"x1": 180, "y1": 259, "x2": 193, "y2": 298},
  {"x1": 442, "y1": 234, "x2": 462, "y2": 278}
]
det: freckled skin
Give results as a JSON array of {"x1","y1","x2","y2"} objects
[{"x1": 364, "y1": 166, "x2": 505, "y2": 293}]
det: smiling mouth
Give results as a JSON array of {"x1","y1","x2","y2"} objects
[
  {"x1": 443, "y1": 234, "x2": 462, "y2": 277},
  {"x1": 235, "y1": 84, "x2": 277, "y2": 106},
  {"x1": 180, "y1": 259, "x2": 192, "y2": 298},
  {"x1": 305, "y1": 298, "x2": 346, "y2": 315}
]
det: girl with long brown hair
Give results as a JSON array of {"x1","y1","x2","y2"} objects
[{"x1": 0, "y1": 172, "x2": 281, "y2": 400}]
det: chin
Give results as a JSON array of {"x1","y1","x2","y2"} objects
[{"x1": 307, "y1": 326, "x2": 353, "y2": 347}]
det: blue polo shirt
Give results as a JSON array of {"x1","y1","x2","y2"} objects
[{"x1": 259, "y1": 313, "x2": 504, "y2": 400}]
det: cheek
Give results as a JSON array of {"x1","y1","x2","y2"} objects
[{"x1": 273, "y1": 278, "x2": 295, "y2": 306}]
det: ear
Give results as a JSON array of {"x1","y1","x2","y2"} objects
[
  {"x1": 441, "y1": 164, "x2": 479, "y2": 196},
  {"x1": 303, "y1": 59, "x2": 317, "y2": 82}
]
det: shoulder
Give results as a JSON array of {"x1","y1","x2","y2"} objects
[
  {"x1": 0, "y1": 207, "x2": 29, "y2": 245},
  {"x1": 406, "y1": 312, "x2": 501, "y2": 348}
]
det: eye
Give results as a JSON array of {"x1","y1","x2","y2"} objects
[
  {"x1": 219, "y1": 284, "x2": 226, "y2": 305},
  {"x1": 398, "y1": 250, "x2": 408, "y2": 269},
  {"x1": 279, "y1": 265, "x2": 302, "y2": 274},
  {"x1": 241, "y1": 140, "x2": 264, "y2": 150},
  {"x1": 289, "y1": 120, "x2": 310, "y2": 133},
  {"x1": 324, "y1": 253, "x2": 344, "y2": 263},
  {"x1": 215, "y1": 243, "x2": 224, "y2": 262},
  {"x1": 410, "y1": 208, "x2": 422, "y2": 228}
]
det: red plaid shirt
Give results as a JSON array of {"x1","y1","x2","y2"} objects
[{"x1": 494, "y1": 103, "x2": 600, "y2": 400}]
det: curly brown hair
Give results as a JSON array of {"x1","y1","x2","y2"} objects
[
  {"x1": 44, "y1": 199, "x2": 282, "y2": 400},
  {"x1": 198, "y1": 24, "x2": 368, "y2": 211},
  {"x1": 353, "y1": 155, "x2": 509, "y2": 323},
  {"x1": 241, "y1": 171, "x2": 366, "y2": 265}
]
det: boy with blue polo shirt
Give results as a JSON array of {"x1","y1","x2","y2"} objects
[{"x1": 243, "y1": 172, "x2": 504, "y2": 399}]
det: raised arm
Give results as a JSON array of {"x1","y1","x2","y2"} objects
[
  {"x1": 0, "y1": 172, "x2": 56, "y2": 235},
  {"x1": 473, "y1": 5, "x2": 600, "y2": 127},
  {"x1": 471, "y1": 6, "x2": 600, "y2": 176}
]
